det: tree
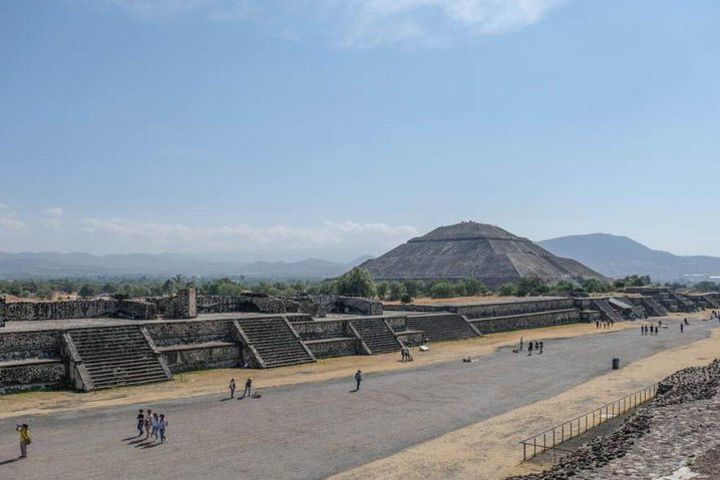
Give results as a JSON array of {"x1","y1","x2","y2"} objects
[
  {"x1": 498, "y1": 283, "x2": 517, "y2": 296},
  {"x1": 515, "y1": 277, "x2": 549, "y2": 297},
  {"x1": 429, "y1": 281, "x2": 454, "y2": 298},
  {"x1": 402, "y1": 280, "x2": 422, "y2": 298},
  {"x1": 460, "y1": 278, "x2": 487, "y2": 296},
  {"x1": 336, "y1": 268, "x2": 376, "y2": 298},
  {"x1": 376, "y1": 281, "x2": 390, "y2": 300},
  {"x1": 78, "y1": 283, "x2": 97, "y2": 298},
  {"x1": 387, "y1": 282, "x2": 407, "y2": 301}
]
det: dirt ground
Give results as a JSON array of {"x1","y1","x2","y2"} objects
[
  {"x1": 328, "y1": 317, "x2": 720, "y2": 480},
  {"x1": 0, "y1": 320, "x2": 644, "y2": 419}
]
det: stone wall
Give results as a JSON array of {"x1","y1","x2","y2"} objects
[
  {"x1": 0, "y1": 331, "x2": 61, "y2": 361},
  {"x1": 160, "y1": 344, "x2": 242, "y2": 373},
  {"x1": 144, "y1": 319, "x2": 235, "y2": 347},
  {"x1": 196, "y1": 294, "x2": 301, "y2": 314},
  {"x1": 119, "y1": 299, "x2": 158, "y2": 319},
  {"x1": 0, "y1": 330, "x2": 66, "y2": 393},
  {"x1": 0, "y1": 298, "x2": 120, "y2": 321},
  {"x1": 293, "y1": 319, "x2": 351, "y2": 340},
  {"x1": 0, "y1": 361, "x2": 67, "y2": 394},
  {"x1": 385, "y1": 298, "x2": 574, "y2": 319},
  {"x1": 470, "y1": 308, "x2": 581, "y2": 334},
  {"x1": 304, "y1": 339, "x2": 360, "y2": 359}
]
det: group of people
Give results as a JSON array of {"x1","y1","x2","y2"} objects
[
  {"x1": 228, "y1": 377, "x2": 255, "y2": 399},
  {"x1": 135, "y1": 409, "x2": 169, "y2": 443},
  {"x1": 595, "y1": 320, "x2": 615, "y2": 329},
  {"x1": 514, "y1": 337, "x2": 544, "y2": 356},
  {"x1": 640, "y1": 324, "x2": 660, "y2": 335}
]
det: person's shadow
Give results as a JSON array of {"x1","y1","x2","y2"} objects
[{"x1": 0, "y1": 458, "x2": 22, "y2": 466}]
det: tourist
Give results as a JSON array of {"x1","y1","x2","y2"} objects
[
  {"x1": 158, "y1": 414, "x2": 168, "y2": 443},
  {"x1": 144, "y1": 409, "x2": 153, "y2": 439},
  {"x1": 534, "y1": 341, "x2": 540, "y2": 351},
  {"x1": 680, "y1": 323, "x2": 684, "y2": 333},
  {"x1": 354, "y1": 369, "x2": 363, "y2": 391},
  {"x1": 242, "y1": 377, "x2": 253, "y2": 399},
  {"x1": 520, "y1": 337, "x2": 524, "y2": 350},
  {"x1": 595, "y1": 320, "x2": 599, "y2": 329},
  {"x1": 539, "y1": 341, "x2": 544, "y2": 354},
  {"x1": 136, "y1": 409, "x2": 145, "y2": 437},
  {"x1": 229, "y1": 378, "x2": 236, "y2": 399},
  {"x1": 527, "y1": 342, "x2": 534, "y2": 356},
  {"x1": 400, "y1": 347, "x2": 408, "y2": 362},
  {"x1": 152, "y1": 412, "x2": 160, "y2": 439},
  {"x1": 16, "y1": 423, "x2": 31, "y2": 459},
  {"x1": 640, "y1": 325, "x2": 644, "y2": 335},
  {"x1": 684, "y1": 318, "x2": 689, "y2": 326}
]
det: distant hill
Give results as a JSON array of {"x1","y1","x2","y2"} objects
[
  {"x1": 359, "y1": 221, "x2": 606, "y2": 288},
  {"x1": 0, "y1": 252, "x2": 371, "y2": 280},
  {"x1": 538, "y1": 233, "x2": 720, "y2": 282}
]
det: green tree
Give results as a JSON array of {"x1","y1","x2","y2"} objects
[
  {"x1": 78, "y1": 283, "x2": 97, "y2": 298},
  {"x1": 376, "y1": 281, "x2": 390, "y2": 300},
  {"x1": 515, "y1": 277, "x2": 549, "y2": 296},
  {"x1": 387, "y1": 282, "x2": 407, "y2": 301},
  {"x1": 336, "y1": 268, "x2": 377, "y2": 298},
  {"x1": 429, "y1": 281, "x2": 454, "y2": 298},
  {"x1": 498, "y1": 283, "x2": 517, "y2": 296},
  {"x1": 460, "y1": 278, "x2": 487, "y2": 296}
]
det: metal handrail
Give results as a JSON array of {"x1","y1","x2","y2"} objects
[{"x1": 519, "y1": 383, "x2": 658, "y2": 461}]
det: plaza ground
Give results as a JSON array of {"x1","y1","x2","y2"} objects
[{"x1": 1, "y1": 313, "x2": 718, "y2": 479}]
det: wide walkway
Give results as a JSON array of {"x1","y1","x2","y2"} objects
[{"x1": 1, "y1": 320, "x2": 717, "y2": 480}]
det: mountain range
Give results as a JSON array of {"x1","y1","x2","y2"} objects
[
  {"x1": 0, "y1": 252, "x2": 372, "y2": 280},
  {"x1": 539, "y1": 233, "x2": 720, "y2": 282}
]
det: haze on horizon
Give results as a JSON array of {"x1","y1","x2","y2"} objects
[{"x1": 2, "y1": 1, "x2": 719, "y2": 261}]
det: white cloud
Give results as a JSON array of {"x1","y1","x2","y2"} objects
[
  {"x1": 335, "y1": 0, "x2": 568, "y2": 47},
  {"x1": 0, "y1": 204, "x2": 28, "y2": 232},
  {"x1": 80, "y1": 217, "x2": 417, "y2": 251},
  {"x1": 104, "y1": 0, "x2": 568, "y2": 47},
  {"x1": 43, "y1": 207, "x2": 64, "y2": 218}
]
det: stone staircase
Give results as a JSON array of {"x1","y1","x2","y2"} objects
[
  {"x1": 68, "y1": 327, "x2": 170, "y2": 390},
  {"x1": 351, "y1": 318, "x2": 403, "y2": 354},
  {"x1": 702, "y1": 295, "x2": 720, "y2": 309},
  {"x1": 406, "y1": 314, "x2": 480, "y2": 342},
  {"x1": 235, "y1": 317, "x2": 315, "y2": 368},
  {"x1": 641, "y1": 297, "x2": 669, "y2": 316},
  {"x1": 592, "y1": 299, "x2": 624, "y2": 323}
]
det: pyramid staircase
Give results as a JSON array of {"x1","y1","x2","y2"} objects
[
  {"x1": 406, "y1": 314, "x2": 480, "y2": 342},
  {"x1": 234, "y1": 317, "x2": 316, "y2": 368},
  {"x1": 351, "y1": 318, "x2": 403, "y2": 354},
  {"x1": 641, "y1": 297, "x2": 669, "y2": 316},
  {"x1": 702, "y1": 295, "x2": 720, "y2": 309},
  {"x1": 592, "y1": 299, "x2": 624, "y2": 323},
  {"x1": 66, "y1": 326, "x2": 171, "y2": 391}
]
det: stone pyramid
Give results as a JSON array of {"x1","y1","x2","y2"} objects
[{"x1": 358, "y1": 221, "x2": 606, "y2": 288}]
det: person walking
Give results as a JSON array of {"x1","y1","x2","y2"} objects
[
  {"x1": 527, "y1": 342, "x2": 534, "y2": 356},
  {"x1": 520, "y1": 337, "x2": 524, "y2": 351},
  {"x1": 151, "y1": 412, "x2": 160, "y2": 440},
  {"x1": 539, "y1": 341, "x2": 544, "y2": 354},
  {"x1": 354, "y1": 369, "x2": 363, "y2": 391},
  {"x1": 681, "y1": 323, "x2": 684, "y2": 333},
  {"x1": 136, "y1": 409, "x2": 145, "y2": 437},
  {"x1": 242, "y1": 377, "x2": 253, "y2": 399},
  {"x1": 144, "y1": 409, "x2": 153, "y2": 439},
  {"x1": 229, "y1": 378, "x2": 236, "y2": 399},
  {"x1": 158, "y1": 414, "x2": 168, "y2": 443},
  {"x1": 17, "y1": 423, "x2": 31, "y2": 459}
]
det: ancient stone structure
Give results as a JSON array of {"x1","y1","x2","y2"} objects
[
  {"x1": 508, "y1": 359, "x2": 720, "y2": 480},
  {"x1": 358, "y1": 222, "x2": 607, "y2": 288}
]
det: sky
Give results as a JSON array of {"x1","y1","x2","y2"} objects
[{"x1": 1, "y1": 0, "x2": 719, "y2": 261}]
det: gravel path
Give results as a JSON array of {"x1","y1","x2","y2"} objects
[{"x1": 1, "y1": 320, "x2": 717, "y2": 480}]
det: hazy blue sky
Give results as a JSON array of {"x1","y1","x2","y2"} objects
[{"x1": 1, "y1": 1, "x2": 719, "y2": 260}]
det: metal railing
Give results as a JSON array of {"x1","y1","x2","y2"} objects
[{"x1": 519, "y1": 383, "x2": 658, "y2": 461}]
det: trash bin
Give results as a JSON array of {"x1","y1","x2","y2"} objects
[{"x1": 612, "y1": 357, "x2": 620, "y2": 370}]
